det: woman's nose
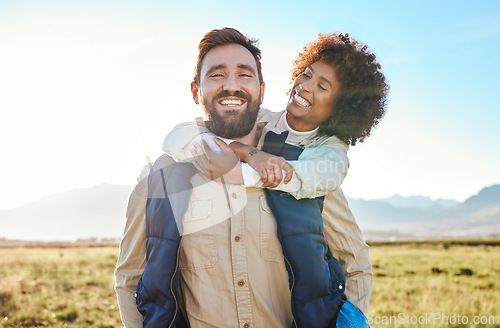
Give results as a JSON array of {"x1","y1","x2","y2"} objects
[{"x1": 299, "y1": 81, "x2": 311, "y2": 93}]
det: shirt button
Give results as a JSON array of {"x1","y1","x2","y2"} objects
[
  {"x1": 238, "y1": 280, "x2": 245, "y2": 287},
  {"x1": 243, "y1": 323, "x2": 250, "y2": 328},
  {"x1": 234, "y1": 235, "x2": 241, "y2": 242},
  {"x1": 231, "y1": 192, "x2": 238, "y2": 199}
]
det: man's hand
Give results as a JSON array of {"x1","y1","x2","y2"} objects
[
  {"x1": 245, "y1": 149, "x2": 294, "y2": 188},
  {"x1": 190, "y1": 138, "x2": 244, "y2": 184}
]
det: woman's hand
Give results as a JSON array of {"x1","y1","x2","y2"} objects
[
  {"x1": 245, "y1": 149, "x2": 294, "y2": 188},
  {"x1": 190, "y1": 138, "x2": 244, "y2": 185}
]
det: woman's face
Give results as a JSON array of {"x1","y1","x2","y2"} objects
[{"x1": 286, "y1": 60, "x2": 341, "y2": 132}]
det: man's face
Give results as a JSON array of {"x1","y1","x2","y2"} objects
[{"x1": 191, "y1": 43, "x2": 265, "y2": 139}]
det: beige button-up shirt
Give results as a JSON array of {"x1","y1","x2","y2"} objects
[
  {"x1": 115, "y1": 109, "x2": 372, "y2": 327},
  {"x1": 115, "y1": 166, "x2": 294, "y2": 328}
]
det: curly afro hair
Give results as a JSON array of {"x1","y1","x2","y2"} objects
[{"x1": 291, "y1": 33, "x2": 388, "y2": 145}]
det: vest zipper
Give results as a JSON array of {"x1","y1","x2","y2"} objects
[
  {"x1": 284, "y1": 257, "x2": 298, "y2": 328},
  {"x1": 168, "y1": 243, "x2": 182, "y2": 328},
  {"x1": 160, "y1": 164, "x2": 181, "y2": 328}
]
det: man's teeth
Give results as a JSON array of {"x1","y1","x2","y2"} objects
[
  {"x1": 220, "y1": 99, "x2": 244, "y2": 106},
  {"x1": 294, "y1": 92, "x2": 311, "y2": 107}
]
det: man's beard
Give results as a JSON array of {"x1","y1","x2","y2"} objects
[{"x1": 202, "y1": 90, "x2": 261, "y2": 139}]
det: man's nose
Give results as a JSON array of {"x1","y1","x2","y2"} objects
[{"x1": 223, "y1": 74, "x2": 240, "y2": 92}]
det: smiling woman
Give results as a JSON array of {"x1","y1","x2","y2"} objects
[
  {"x1": 289, "y1": 33, "x2": 388, "y2": 146},
  {"x1": 286, "y1": 60, "x2": 342, "y2": 131}
]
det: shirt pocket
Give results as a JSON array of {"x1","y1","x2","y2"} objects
[
  {"x1": 259, "y1": 195, "x2": 284, "y2": 262},
  {"x1": 179, "y1": 199, "x2": 218, "y2": 271}
]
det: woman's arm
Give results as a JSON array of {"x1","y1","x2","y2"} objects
[
  {"x1": 288, "y1": 136, "x2": 349, "y2": 199},
  {"x1": 162, "y1": 121, "x2": 301, "y2": 192},
  {"x1": 162, "y1": 121, "x2": 211, "y2": 163},
  {"x1": 228, "y1": 136, "x2": 349, "y2": 199},
  {"x1": 229, "y1": 142, "x2": 294, "y2": 188}
]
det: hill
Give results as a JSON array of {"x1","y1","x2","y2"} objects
[
  {"x1": 349, "y1": 184, "x2": 500, "y2": 240},
  {"x1": 0, "y1": 184, "x2": 131, "y2": 241},
  {"x1": 1, "y1": 183, "x2": 499, "y2": 241}
]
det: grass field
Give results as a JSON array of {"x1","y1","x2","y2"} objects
[
  {"x1": 0, "y1": 246, "x2": 120, "y2": 328},
  {"x1": 0, "y1": 242, "x2": 499, "y2": 327},
  {"x1": 369, "y1": 242, "x2": 500, "y2": 327}
]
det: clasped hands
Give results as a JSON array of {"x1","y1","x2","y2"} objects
[{"x1": 190, "y1": 137, "x2": 294, "y2": 188}]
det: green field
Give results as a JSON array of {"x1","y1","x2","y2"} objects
[{"x1": 0, "y1": 242, "x2": 499, "y2": 327}]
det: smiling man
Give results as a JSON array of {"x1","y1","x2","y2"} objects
[
  {"x1": 114, "y1": 28, "x2": 295, "y2": 328},
  {"x1": 192, "y1": 42, "x2": 264, "y2": 139}
]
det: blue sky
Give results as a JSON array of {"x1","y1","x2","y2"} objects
[{"x1": 1, "y1": 0, "x2": 499, "y2": 209}]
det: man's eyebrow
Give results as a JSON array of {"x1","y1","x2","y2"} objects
[
  {"x1": 308, "y1": 66, "x2": 333, "y2": 88},
  {"x1": 238, "y1": 64, "x2": 257, "y2": 75},
  {"x1": 205, "y1": 64, "x2": 227, "y2": 75}
]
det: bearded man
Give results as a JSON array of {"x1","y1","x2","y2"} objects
[{"x1": 115, "y1": 28, "x2": 296, "y2": 328}]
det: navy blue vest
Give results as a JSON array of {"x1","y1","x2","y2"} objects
[{"x1": 262, "y1": 131, "x2": 346, "y2": 328}]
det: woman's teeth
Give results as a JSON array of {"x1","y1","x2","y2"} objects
[{"x1": 294, "y1": 92, "x2": 311, "y2": 107}]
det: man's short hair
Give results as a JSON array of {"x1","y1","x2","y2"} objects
[{"x1": 193, "y1": 27, "x2": 263, "y2": 85}]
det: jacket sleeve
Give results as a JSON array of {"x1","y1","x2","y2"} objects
[
  {"x1": 322, "y1": 189, "x2": 372, "y2": 314},
  {"x1": 162, "y1": 119, "x2": 302, "y2": 194},
  {"x1": 114, "y1": 166, "x2": 149, "y2": 328},
  {"x1": 162, "y1": 121, "x2": 210, "y2": 163},
  {"x1": 288, "y1": 136, "x2": 349, "y2": 199}
]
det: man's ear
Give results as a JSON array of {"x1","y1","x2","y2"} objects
[
  {"x1": 259, "y1": 82, "x2": 265, "y2": 105},
  {"x1": 191, "y1": 82, "x2": 200, "y2": 104}
]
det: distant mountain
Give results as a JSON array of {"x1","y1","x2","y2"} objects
[
  {"x1": 0, "y1": 183, "x2": 499, "y2": 242},
  {"x1": 0, "y1": 184, "x2": 131, "y2": 241},
  {"x1": 373, "y1": 194, "x2": 459, "y2": 209},
  {"x1": 349, "y1": 184, "x2": 500, "y2": 240}
]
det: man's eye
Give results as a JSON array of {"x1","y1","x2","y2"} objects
[
  {"x1": 240, "y1": 73, "x2": 252, "y2": 77},
  {"x1": 210, "y1": 73, "x2": 223, "y2": 78}
]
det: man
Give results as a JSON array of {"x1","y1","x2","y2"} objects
[
  {"x1": 115, "y1": 27, "x2": 297, "y2": 328},
  {"x1": 115, "y1": 28, "x2": 370, "y2": 328}
]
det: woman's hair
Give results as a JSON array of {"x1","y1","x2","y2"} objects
[{"x1": 291, "y1": 33, "x2": 388, "y2": 145}]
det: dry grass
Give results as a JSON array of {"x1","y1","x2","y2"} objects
[
  {"x1": 0, "y1": 242, "x2": 499, "y2": 327},
  {"x1": 369, "y1": 243, "x2": 500, "y2": 327},
  {"x1": 0, "y1": 246, "x2": 120, "y2": 328}
]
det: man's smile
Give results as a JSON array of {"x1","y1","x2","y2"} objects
[{"x1": 217, "y1": 96, "x2": 247, "y2": 109}]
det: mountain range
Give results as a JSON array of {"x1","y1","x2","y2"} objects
[{"x1": 0, "y1": 183, "x2": 499, "y2": 242}]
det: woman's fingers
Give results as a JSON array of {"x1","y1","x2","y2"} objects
[
  {"x1": 268, "y1": 166, "x2": 282, "y2": 188},
  {"x1": 282, "y1": 162, "x2": 294, "y2": 184}
]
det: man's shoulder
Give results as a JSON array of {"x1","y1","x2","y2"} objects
[{"x1": 257, "y1": 107, "x2": 283, "y2": 124}]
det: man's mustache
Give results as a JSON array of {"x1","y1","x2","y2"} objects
[{"x1": 213, "y1": 90, "x2": 251, "y2": 102}]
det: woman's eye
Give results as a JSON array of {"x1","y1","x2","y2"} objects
[
  {"x1": 302, "y1": 72, "x2": 311, "y2": 79},
  {"x1": 318, "y1": 84, "x2": 327, "y2": 91}
]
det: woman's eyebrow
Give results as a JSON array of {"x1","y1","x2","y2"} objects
[{"x1": 309, "y1": 66, "x2": 333, "y2": 88}]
